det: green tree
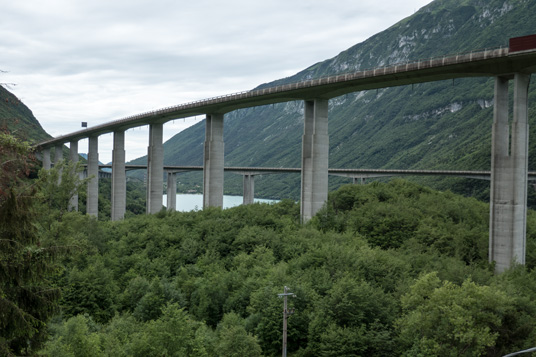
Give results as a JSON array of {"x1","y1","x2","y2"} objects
[
  {"x1": 119, "y1": 275, "x2": 150, "y2": 312},
  {"x1": 0, "y1": 132, "x2": 62, "y2": 355},
  {"x1": 61, "y1": 258, "x2": 118, "y2": 323},
  {"x1": 216, "y1": 312, "x2": 262, "y2": 357},
  {"x1": 39, "y1": 315, "x2": 103, "y2": 357},
  {"x1": 130, "y1": 303, "x2": 213, "y2": 356},
  {"x1": 36, "y1": 159, "x2": 88, "y2": 224},
  {"x1": 132, "y1": 277, "x2": 185, "y2": 322},
  {"x1": 396, "y1": 272, "x2": 515, "y2": 356},
  {"x1": 307, "y1": 275, "x2": 397, "y2": 356}
]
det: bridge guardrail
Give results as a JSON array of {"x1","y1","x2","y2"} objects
[
  {"x1": 37, "y1": 45, "x2": 518, "y2": 148},
  {"x1": 105, "y1": 46, "x2": 510, "y2": 123}
]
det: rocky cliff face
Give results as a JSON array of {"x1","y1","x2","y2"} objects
[{"x1": 139, "y1": 0, "x2": 536, "y2": 200}]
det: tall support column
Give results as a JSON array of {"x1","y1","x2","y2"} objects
[
  {"x1": 54, "y1": 143, "x2": 64, "y2": 184},
  {"x1": 489, "y1": 73, "x2": 530, "y2": 273},
  {"x1": 301, "y1": 101, "x2": 314, "y2": 220},
  {"x1": 167, "y1": 172, "x2": 177, "y2": 211},
  {"x1": 203, "y1": 114, "x2": 224, "y2": 208},
  {"x1": 68, "y1": 140, "x2": 79, "y2": 212},
  {"x1": 352, "y1": 177, "x2": 366, "y2": 185},
  {"x1": 300, "y1": 99, "x2": 329, "y2": 222},
  {"x1": 511, "y1": 73, "x2": 530, "y2": 266},
  {"x1": 111, "y1": 130, "x2": 126, "y2": 221},
  {"x1": 87, "y1": 136, "x2": 99, "y2": 217},
  {"x1": 243, "y1": 174, "x2": 255, "y2": 205},
  {"x1": 42, "y1": 147, "x2": 51, "y2": 170},
  {"x1": 54, "y1": 144, "x2": 63, "y2": 165},
  {"x1": 146, "y1": 123, "x2": 164, "y2": 214}
]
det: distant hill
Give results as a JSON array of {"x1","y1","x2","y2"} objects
[
  {"x1": 132, "y1": 0, "x2": 536, "y2": 200},
  {"x1": 0, "y1": 85, "x2": 50, "y2": 143}
]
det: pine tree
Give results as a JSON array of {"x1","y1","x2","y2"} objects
[{"x1": 0, "y1": 132, "x2": 61, "y2": 355}]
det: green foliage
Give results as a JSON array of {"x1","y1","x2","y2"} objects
[
  {"x1": 396, "y1": 272, "x2": 517, "y2": 356},
  {"x1": 36, "y1": 160, "x2": 89, "y2": 224},
  {"x1": 307, "y1": 274, "x2": 397, "y2": 356},
  {"x1": 42, "y1": 305, "x2": 215, "y2": 357},
  {"x1": 40, "y1": 315, "x2": 103, "y2": 357},
  {"x1": 216, "y1": 312, "x2": 262, "y2": 357},
  {"x1": 124, "y1": 180, "x2": 147, "y2": 217},
  {"x1": 0, "y1": 133, "x2": 61, "y2": 355},
  {"x1": 61, "y1": 259, "x2": 118, "y2": 323},
  {"x1": 0, "y1": 86, "x2": 50, "y2": 143},
  {"x1": 118, "y1": 275, "x2": 150, "y2": 312},
  {"x1": 130, "y1": 304, "x2": 213, "y2": 356},
  {"x1": 37, "y1": 181, "x2": 536, "y2": 356},
  {"x1": 315, "y1": 180, "x2": 489, "y2": 263},
  {"x1": 132, "y1": 277, "x2": 185, "y2": 322}
]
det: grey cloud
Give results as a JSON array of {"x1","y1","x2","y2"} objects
[{"x1": 2, "y1": 0, "x2": 433, "y2": 162}]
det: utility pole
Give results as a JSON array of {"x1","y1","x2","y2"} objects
[{"x1": 278, "y1": 286, "x2": 296, "y2": 357}]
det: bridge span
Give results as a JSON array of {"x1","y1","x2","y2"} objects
[
  {"x1": 37, "y1": 35, "x2": 536, "y2": 272},
  {"x1": 91, "y1": 164, "x2": 536, "y2": 207}
]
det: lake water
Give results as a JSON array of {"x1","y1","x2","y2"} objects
[{"x1": 163, "y1": 194, "x2": 279, "y2": 212}]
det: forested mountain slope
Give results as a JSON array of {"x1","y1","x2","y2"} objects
[
  {"x1": 0, "y1": 85, "x2": 50, "y2": 142},
  {"x1": 133, "y1": 0, "x2": 536, "y2": 200}
]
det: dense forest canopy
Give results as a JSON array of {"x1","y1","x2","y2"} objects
[
  {"x1": 28, "y1": 172, "x2": 536, "y2": 356},
  {"x1": 3, "y1": 132, "x2": 536, "y2": 356}
]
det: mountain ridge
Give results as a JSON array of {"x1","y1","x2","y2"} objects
[
  {"x1": 0, "y1": 85, "x2": 50, "y2": 142},
  {"x1": 136, "y1": 0, "x2": 536, "y2": 200}
]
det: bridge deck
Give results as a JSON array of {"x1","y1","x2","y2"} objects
[
  {"x1": 37, "y1": 46, "x2": 536, "y2": 148},
  {"x1": 92, "y1": 164, "x2": 536, "y2": 180}
]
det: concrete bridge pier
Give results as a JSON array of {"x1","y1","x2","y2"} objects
[
  {"x1": 87, "y1": 136, "x2": 99, "y2": 217},
  {"x1": 167, "y1": 171, "x2": 177, "y2": 211},
  {"x1": 42, "y1": 147, "x2": 51, "y2": 170},
  {"x1": 489, "y1": 73, "x2": 531, "y2": 273},
  {"x1": 203, "y1": 114, "x2": 224, "y2": 208},
  {"x1": 111, "y1": 130, "x2": 126, "y2": 220},
  {"x1": 54, "y1": 143, "x2": 64, "y2": 185},
  {"x1": 147, "y1": 123, "x2": 164, "y2": 214},
  {"x1": 243, "y1": 174, "x2": 255, "y2": 205},
  {"x1": 301, "y1": 99, "x2": 329, "y2": 222},
  {"x1": 68, "y1": 140, "x2": 79, "y2": 212},
  {"x1": 352, "y1": 177, "x2": 366, "y2": 185},
  {"x1": 54, "y1": 143, "x2": 63, "y2": 165}
]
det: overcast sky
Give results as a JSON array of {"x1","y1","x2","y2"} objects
[{"x1": 2, "y1": 0, "x2": 433, "y2": 163}]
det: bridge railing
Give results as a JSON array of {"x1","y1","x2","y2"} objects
[
  {"x1": 103, "y1": 46, "x2": 510, "y2": 124},
  {"x1": 36, "y1": 45, "x2": 513, "y2": 148}
]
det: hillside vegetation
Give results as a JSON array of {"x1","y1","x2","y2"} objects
[
  {"x1": 0, "y1": 85, "x2": 50, "y2": 142},
  {"x1": 129, "y1": 0, "x2": 536, "y2": 202},
  {"x1": 36, "y1": 179, "x2": 536, "y2": 356},
  {"x1": 3, "y1": 132, "x2": 536, "y2": 355}
]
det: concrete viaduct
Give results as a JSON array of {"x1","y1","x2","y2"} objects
[
  {"x1": 36, "y1": 36, "x2": 536, "y2": 272},
  {"x1": 95, "y1": 164, "x2": 532, "y2": 207}
]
